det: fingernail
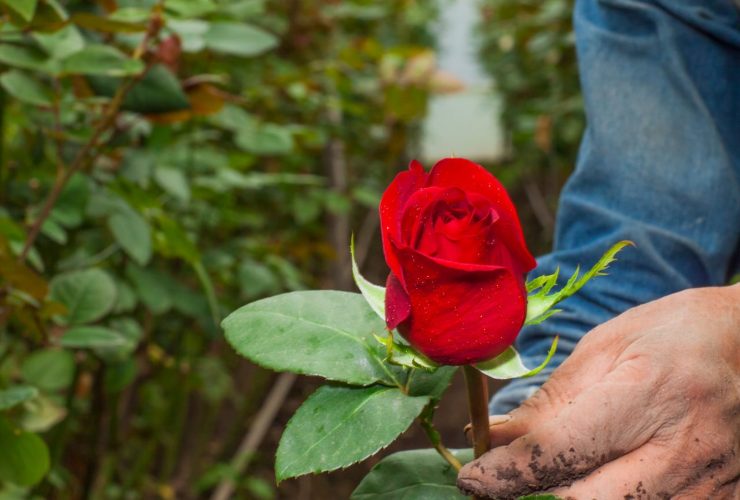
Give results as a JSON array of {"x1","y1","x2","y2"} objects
[
  {"x1": 489, "y1": 414, "x2": 512, "y2": 427},
  {"x1": 463, "y1": 414, "x2": 511, "y2": 438}
]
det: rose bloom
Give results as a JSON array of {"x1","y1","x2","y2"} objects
[{"x1": 379, "y1": 158, "x2": 536, "y2": 365}]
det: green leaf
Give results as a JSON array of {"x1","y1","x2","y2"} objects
[
  {"x1": 350, "y1": 235, "x2": 385, "y2": 319},
  {"x1": 60, "y1": 326, "x2": 129, "y2": 349},
  {"x1": 167, "y1": 19, "x2": 208, "y2": 52},
  {"x1": 125, "y1": 265, "x2": 173, "y2": 314},
  {"x1": 237, "y1": 259, "x2": 279, "y2": 298},
  {"x1": 526, "y1": 241, "x2": 632, "y2": 325},
  {"x1": 223, "y1": 291, "x2": 402, "y2": 386},
  {"x1": 19, "y1": 395, "x2": 66, "y2": 432},
  {"x1": 40, "y1": 217, "x2": 67, "y2": 244},
  {"x1": 50, "y1": 268, "x2": 117, "y2": 325},
  {"x1": 1, "y1": 0, "x2": 38, "y2": 22},
  {"x1": 276, "y1": 385, "x2": 429, "y2": 481},
  {"x1": 0, "y1": 69, "x2": 52, "y2": 106},
  {"x1": 33, "y1": 25, "x2": 85, "y2": 60},
  {"x1": 235, "y1": 123, "x2": 294, "y2": 155},
  {"x1": 203, "y1": 22, "x2": 278, "y2": 57},
  {"x1": 406, "y1": 366, "x2": 456, "y2": 399},
  {"x1": 0, "y1": 418, "x2": 49, "y2": 487},
  {"x1": 0, "y1": 386, "x2": 38, "y2": 411},
  {"x1": 61, "y1": 45, "x2": 144, "y2": 77},
  {"x1": 108, "y1": 210, "x2": 152, "y2": 266},
  {"x1": 152, "y1": 215, "x2": 200, "y2": 264},
  {"x1": 166, "y1": 0, "x2": 217, "y2": 17},
  {"x1": 0, "y1": 44, "x2": 57, "y2": 73},
  {"x1": 20, "y1": 350, "x2": 75, "y2": 392},
  {"x1": 87, "y1": 64, "x2": 190, "y2": 114},
  {"x1": 351, "y1": 448, "x2": 473, "y2": 499},
  {"x1": 104, "y1": 359, "x2": 138, "y2": 393},
  {"x1": 475, "y1": 337, "x2": 558, "y2": 380},
  {"x1": 154, "y1": 166, "x2": 190, "y2": 202}
]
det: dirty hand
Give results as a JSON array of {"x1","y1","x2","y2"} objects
[{"x1": 457, "y1": 285, "x2": 740, "y2": 499}]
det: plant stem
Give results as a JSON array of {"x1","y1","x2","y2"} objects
[
  {"x1": 463, "y1": 365, "x2": 490, "y2": 459},
  {"x1": 419, "y1": 417, "x2": 462, "y2": 471},
  {"x1": 18, "y1": 12, "x2": 161, "y2": 262}
]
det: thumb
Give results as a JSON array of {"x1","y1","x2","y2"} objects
[{"x1": 458, "y1": 362, "x2": 659, "y2": 499}]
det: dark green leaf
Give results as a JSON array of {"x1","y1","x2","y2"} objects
[
  {"x1": 406, "y1": 366, "x2": 456, "y2": 399},
  {"x1": 351, "y1": 448, "x2": 473, "y2": 499},
  {"x1": 104, "y1": 359, "x2": 138, "y2": 393},
  {"x1": 87, "y1": 64, "x2": 190, "y2": 113},
  {"x1": 276, "y1": 385, "x2": 429, "y2": 481},
  {"x1": 223, "y1": 291, "x2": 403, "y2": 386}
]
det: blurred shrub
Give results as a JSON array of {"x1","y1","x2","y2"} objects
[{"x1": 0, "y1": 0, "x2": 439, "y2": 497}]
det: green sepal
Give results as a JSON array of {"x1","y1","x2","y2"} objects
[
  {"x1": 525, "y1": 241, "x2": 632, "y2": 325},
  {"x1": 475, "y1": 336, "x2": 558, "y2": 380},
  {"x1": 373, "y1": 333, "x2": 438, "y2": 371},
  {"x1": 350, "y1": 235, "x2": 386, "y2": 319}
]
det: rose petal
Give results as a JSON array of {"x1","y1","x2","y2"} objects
[
  {"x1": 392, "y1": 243, "x2": 527, "y2": 365},
  {"x1": 427, "y1": 158, "x2": 536, "y2": 273},
  {"x1": 379, "y1": 160, "x2": 427, "y2": 286},
  {"x1": 385, "y1": 272, "x2": 411, "y2": 330}
]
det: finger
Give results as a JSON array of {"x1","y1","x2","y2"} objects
[{"x1": 458, "y1": 370, "x2": 660, "y2": 499}]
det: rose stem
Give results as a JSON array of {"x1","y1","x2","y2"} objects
[{"x1": 463, "y1": 365, "x2": 491, "y2": 459}]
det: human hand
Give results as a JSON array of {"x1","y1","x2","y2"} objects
[{"x1": 457, "y1": 285, "x2": 740, "y2": 499}]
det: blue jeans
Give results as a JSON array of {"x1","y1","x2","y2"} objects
[{"x1": 491, "y1": 0, "x2": 740, "y2": 414}]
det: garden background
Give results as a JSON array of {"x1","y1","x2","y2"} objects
[{"x1": 0, "y1": 0, "x2": 581, "y2": 498}]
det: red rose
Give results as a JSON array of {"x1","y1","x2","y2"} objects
[{"x1": 379, "y1": 158, "x2": 536, "y2": 365}]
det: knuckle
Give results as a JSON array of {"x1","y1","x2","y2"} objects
[{"x1": 522, "y1": 377, "x2": 571, "y2": 413}]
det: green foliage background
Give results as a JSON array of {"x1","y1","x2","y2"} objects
[{"x1": 0, "y1": 0, "x2": 580, "y2": 498}]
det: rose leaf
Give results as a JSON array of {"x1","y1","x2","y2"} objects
[{"x1": 275, "y1": 385, "x2": 429, "y2": 482}]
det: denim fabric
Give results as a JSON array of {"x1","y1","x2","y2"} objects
[{"x1": 490, "y1": 0, "x2": 740, "y2": 414}]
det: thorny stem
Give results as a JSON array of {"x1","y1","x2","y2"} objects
[
  {"x1": 18, "y1": 8, "x2": 163, "y2": 262},
  {"x1": 419, "y1": 414, "x2": 462, "y2": 472},
  {"x1": 463, "y1": 365, "x2": 491, "y2": 459}
]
